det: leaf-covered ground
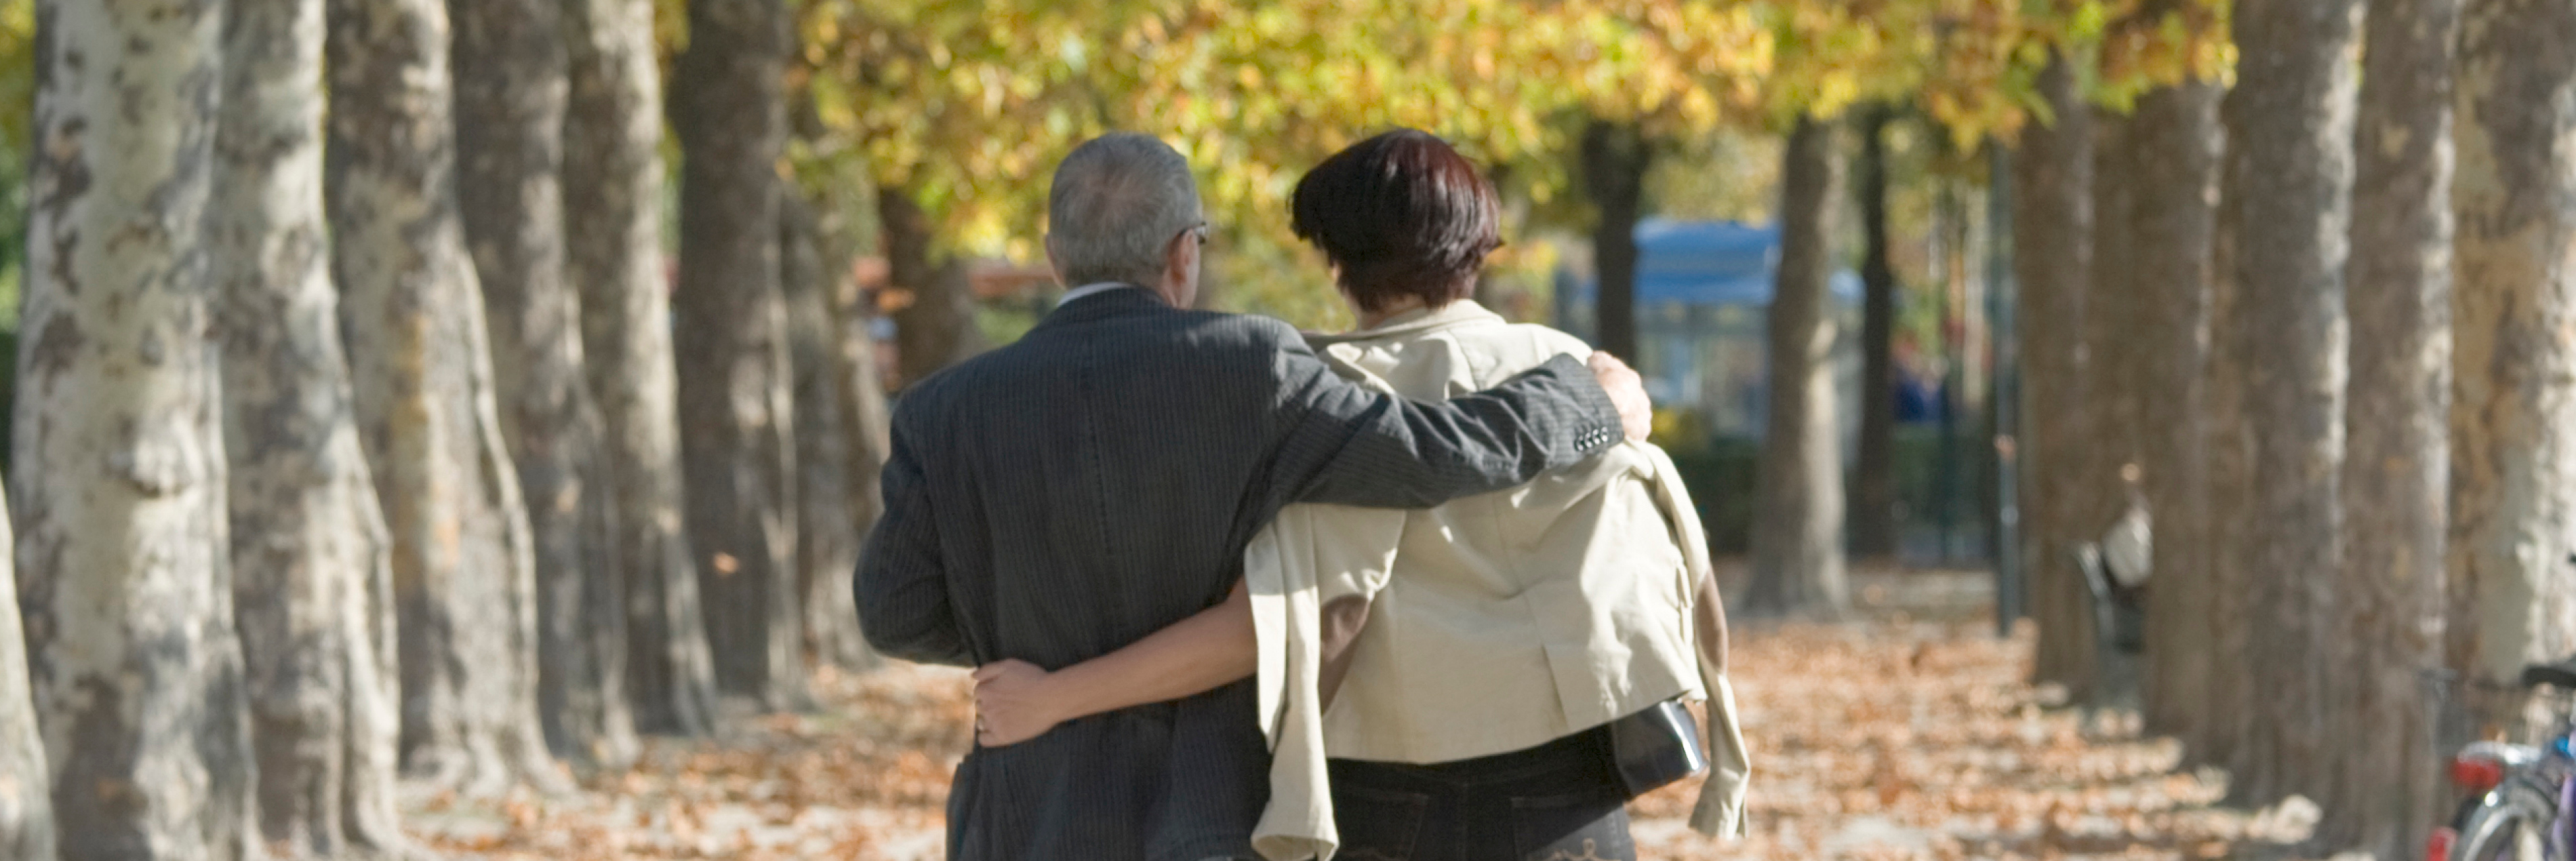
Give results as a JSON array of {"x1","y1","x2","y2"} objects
[{"x1": 411, "y1": 572, "x2": 2333, "y2": 860}]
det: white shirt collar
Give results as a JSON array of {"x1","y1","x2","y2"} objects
[{"x1": 1058, "y1": 281, "x2": 1140, "y2": 308}]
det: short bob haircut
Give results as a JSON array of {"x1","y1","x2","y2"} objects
[{"x1": 1289, "y1": 129, "x2": 1502, "y2": 314}]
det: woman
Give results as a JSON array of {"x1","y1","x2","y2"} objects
[{"x1": 970, "y1": 129, "x2": 1745, "y2": 861}]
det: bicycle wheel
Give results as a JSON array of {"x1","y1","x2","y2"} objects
[{"x1": 2454, "y1": 781, "x2": 2560, "y2": 861}]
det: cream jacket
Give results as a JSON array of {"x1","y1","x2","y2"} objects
[{"x1": 1245, "y1": 302, "x2": 1751, "y2": 861}]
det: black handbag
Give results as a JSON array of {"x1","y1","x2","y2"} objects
[{"x1": 1606, "y1": 698, "x2": 1707, "y2": 797}]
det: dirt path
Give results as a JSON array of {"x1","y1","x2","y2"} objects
[{"x1": 413, "y1": 573, "x2": 2323, "y2": 860}]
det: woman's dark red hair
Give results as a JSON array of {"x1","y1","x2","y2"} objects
[{"x1": 1290, "y1": 129, "x2": 1502, "y2": 313}]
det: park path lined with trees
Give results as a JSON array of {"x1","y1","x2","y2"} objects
[{"x1": 1, "y1": 0, "x2": 2574, "y2": 859}]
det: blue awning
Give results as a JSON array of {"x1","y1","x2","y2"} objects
[{"x1": 1559, "y1": 218, "x2": 1862, "y2": 306}]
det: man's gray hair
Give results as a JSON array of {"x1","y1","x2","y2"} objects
[{"x1": 1048, "y1": 134, "x2": 1204, "y2": 287}]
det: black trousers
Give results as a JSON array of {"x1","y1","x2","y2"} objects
[{"x1": 1325, "y1": 725, "x2": 1635, "y2": 861}]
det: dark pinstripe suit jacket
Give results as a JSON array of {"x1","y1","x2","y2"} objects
[{"x1": 856, "y1": 287, "x2": 1623, "y2": 861}]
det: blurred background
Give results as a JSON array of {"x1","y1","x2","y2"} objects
[{"x1": 4, "y1": 0, "x2": 2568, "y2": 858}]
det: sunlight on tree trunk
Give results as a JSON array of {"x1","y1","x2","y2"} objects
[
  {"x1": 783, "y1": 192, "x2": 877, "y2": 670},
  {"x1": 16, "y1": 1, "x2": 258, "y2": 854},
  {"x1": 213, "y1": 0, "x2": 420, "y2": 854},
  {"x1": 326, "y1": 0, "x2": 564, "y2": 797},
  {"x1": 455, "y1": 0, "x2": 638, "y2": 771},
  {"x1": 2449, "y1": 0, "x2": 2576, "y2": 747},
  {"x1": 567, "y1": 0, "x2": 721, "y2": 738},
  {"x1": 675, "y1": 0, "x2": 806, "y2": 710},
  {"x1": 0, "y1": 499, "x2": 50, "y2": 861}
]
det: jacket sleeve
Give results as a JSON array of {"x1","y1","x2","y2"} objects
[
  {"x1": 853, "y1": 409, "x2": 975, "y2": 667},
  {"x1": 1267, "y1": 327, "x2": 1625, "y2": 508}
]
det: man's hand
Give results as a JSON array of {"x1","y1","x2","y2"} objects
[
  {"x1": 971, "y1": 660, "x2": 1070, "y2": 747},
  {"x1": 1588, "y1": 352, "x2": 1654, "y2": 442}
]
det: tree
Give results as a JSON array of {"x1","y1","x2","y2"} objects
[
  {"x1": 566, "y1": 0, "x2": 721, "y2": 737},
  {"x1": 1582, "y1": 121, "x2": 1650, "y2": 363},
  {"x1": 881, "y1": 188, "x2": 985, "y2": 388},
  {"x1": 782, "y1": 193, "x2": 874, "y2": 669},
  {"x1": 326, "y1": 0, "x2": 563, "y2": 795},
  {"x1": 2221, "y1": 0, "x2": 2364, "y2": 805},
  {"x1": 16, "y1": 0, "x2": 258, "y2": 854},
  {"x1": 2448, "y1": 0, "x2": 2576, "y2": 741},
  {"x1": 2129, "y1": 80, "x2": 2223, "y2": 747},
  {"x1": 2329, "y1": 0, "x2": 2460, "y2": 850},
  {"x1": 2196, "y1": 172, "x2": 2257, "y2": 772},
  {"x1": 0, "y1": 498, "x2": 51, "y2": 861},
  {"x1": 673, "y1": 0, "x2": 805, "y2": 708},
  {"x1": 1851, "y1": 104, "x2": 1901, "y2": 561},
  {"x1": 2011, "y1": 52, "x2": 2097, "y2": 699},
  {"x1": 1746, "y1": 115, "x2": 1851, "y2": 618},
  {"x1": 454, "y1": 0, "x2": 637, "y2": 769},
  {"x1": 212, "y1": 0, "x2": 415, "y2": 853}
]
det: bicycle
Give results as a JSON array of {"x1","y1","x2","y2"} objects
[{"x1": 2434, "y1": 662, "x2": 2576, "y2": 860}]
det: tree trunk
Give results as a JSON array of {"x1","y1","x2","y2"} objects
[
  {"x1": 880, "y1": 188, "x2": 985, "y2": 388},
  {"x1": 453, "y1": 0, "x2": 637, "y2": 770},
  {"x1": 2330, "y1": 0, "x2": 2459, "y2": 851},
  {"x1": 15, "y1": 1, "x2": 258, "y2": 854},
  {"x1": 1582, "y1": 121, "x2": 1649, "y2": 363},
  {"x1": 782, "y1": 192, "x2": 875, "y2": 670},
  {"x1": 672, "y1": 0, "x2": 805, "y2": 709},
  {"x1": 212, "y1": 0, "x2": 417, "y2": 854},
  {"x1": 2079, "y1": 107, "x2": 2149, "y2": 708},
  {"x1": 1746, "y1": 116, "x2": 1851, "y2": 618},
  {"x1": 2449, "y1": 0, "x2": 2576, "y2": 742},
  {"x1": 2129, "y1": 81, "x2": 2223, "y2": 750},
  {"x1": 2011, "y1": 53, "x2": 2098, "y2": 699},
  {"x1": 326, "y1": 0, "x2": 563, "y2": 797},
  {"x1": 0, "y1": 502, "x2": 52, "y2": 861},
  {"x1": 2085, "y1": 108, "x2": 2144, "y2": 505},
  {"x1": 1853, "y1": 105, "x2": 1901, "y2": 561},
  {"x1": 2198, "y1": 167, "x2": 2256, "y2": 772},
  {"x1": 2221, "y1": 0, "x2": 2363, "y2": 805},
  {"x1": 565, "y1": 0, "x2": 720, "y2": 738}
]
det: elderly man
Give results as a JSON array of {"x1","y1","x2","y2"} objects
[{"x1": 856, "y1": 133, "x2": 1651, "y2": 861}]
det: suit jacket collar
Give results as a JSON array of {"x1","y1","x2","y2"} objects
[{"x1": 1032, "y1": 283, "x2": 1171, "y2": 332}]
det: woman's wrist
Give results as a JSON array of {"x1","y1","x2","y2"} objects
[{"x1": 1030, "y1": 666, "x2": 1086, "y2": 726}]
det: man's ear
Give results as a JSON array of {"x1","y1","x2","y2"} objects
[{"x1": 1044, "y1": 234, "x2": 1068, "y2": 288}]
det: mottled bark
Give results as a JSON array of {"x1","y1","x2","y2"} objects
[
  {"x1": 212, "y1": 0, "x2": 417, "y2": 854},
  {"x1": 453, "y1": 0, "x2": 636, "y2": 769},
  {"x1": 1745, "y1": 117, "x2": 1851, "y2": 618},
  {"x1": 2011, "y1": 54, "x2": 2098, "y2": 699},
  {"x1": 1582, "y1": 121, "x2": 1649, "y2": 363},
  {"x1": 565, "y1": 0, "x2": 719, "y2": 737},
  {"x1": 672, "y1": 0, "x2": 805, "y2": 708},
  {"x1": 326, "y1": 0, "x2": 564, "y2": 796},
  {"x1": 15, "y1": 0, "x2": 258, "y2": 854},
  {"x1": 1853, "y1": 105, "x2": 1901, "y2": 560},
  {"x1": 782, "y1": 194, "x2": 874, "y2": 670},
  {"x1": 2449, "y1": 0, "x2": 2576, "y2": 741},
  {"x1": 2128, "y1": 81, "x2": 2223, "y2": 750},
  {"x1": 2330, "y1": 0, "x2": 2459, "y2": 852},
  {"x1": 0, "y1": 500, "x2": 51, "y2": 861},
  {"x1": 2221, "y1": 0, "x2": 2362, "y2": 805},
  {"x1": 880, "y1": 189, "x2": 984, "y2": 388}
]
